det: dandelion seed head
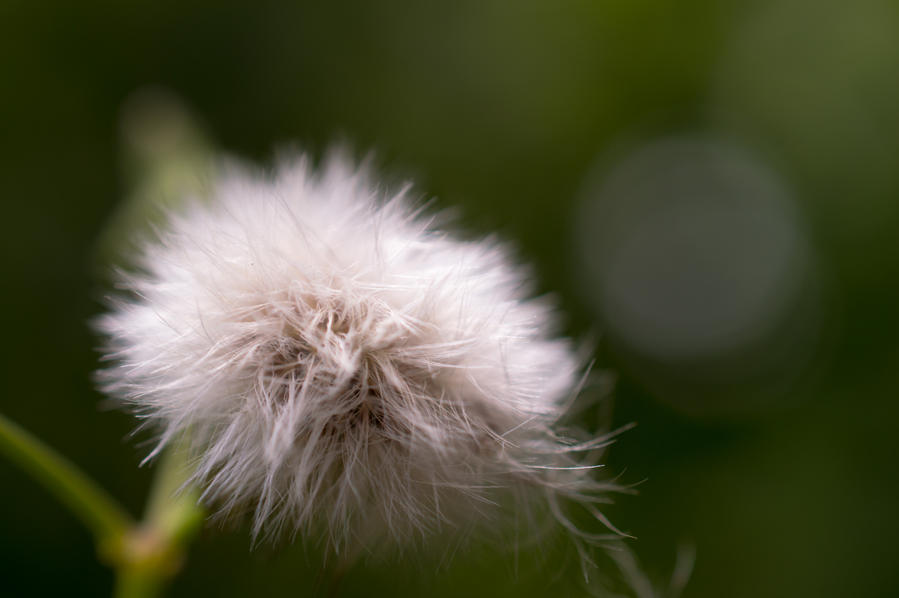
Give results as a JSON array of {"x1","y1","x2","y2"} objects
[{"x1": 97, "y1": 152, "x2": 618, "y2": 553}]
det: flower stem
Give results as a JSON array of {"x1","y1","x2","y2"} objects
[
  {"x1": 0, "y1": 413, "x2": 206, "y2": 597},
  {"x1": 115, "y1": 560, "x2": 168, "y2": 598},
  {"x1": 0, "y1": 412, "x2": 133, "y2": 555},
  {"x1": 113, "y1": 437, "x2": 206, "y2": 598}
]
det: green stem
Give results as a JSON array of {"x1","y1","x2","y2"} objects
[
  {"x1": 0, "y1": 412, "x2": 133, "y2": 553},
  {"x1": 115, "y1": 560, "x2": 168, "y2": 598},
  {"x1": 113, "y1": 437, "x2": 206, "y2": 598},
  {"x1": 0, "y1": 416, "x2": 205, "y2": 598}
]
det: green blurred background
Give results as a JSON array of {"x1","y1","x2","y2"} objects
[{"x1": 2, "y1": 1, "x2": 899, "y2": 596}]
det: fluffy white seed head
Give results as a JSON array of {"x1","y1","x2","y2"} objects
[{"x1": 97, "y1": 153, "x2": 621, "y2": 554}]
